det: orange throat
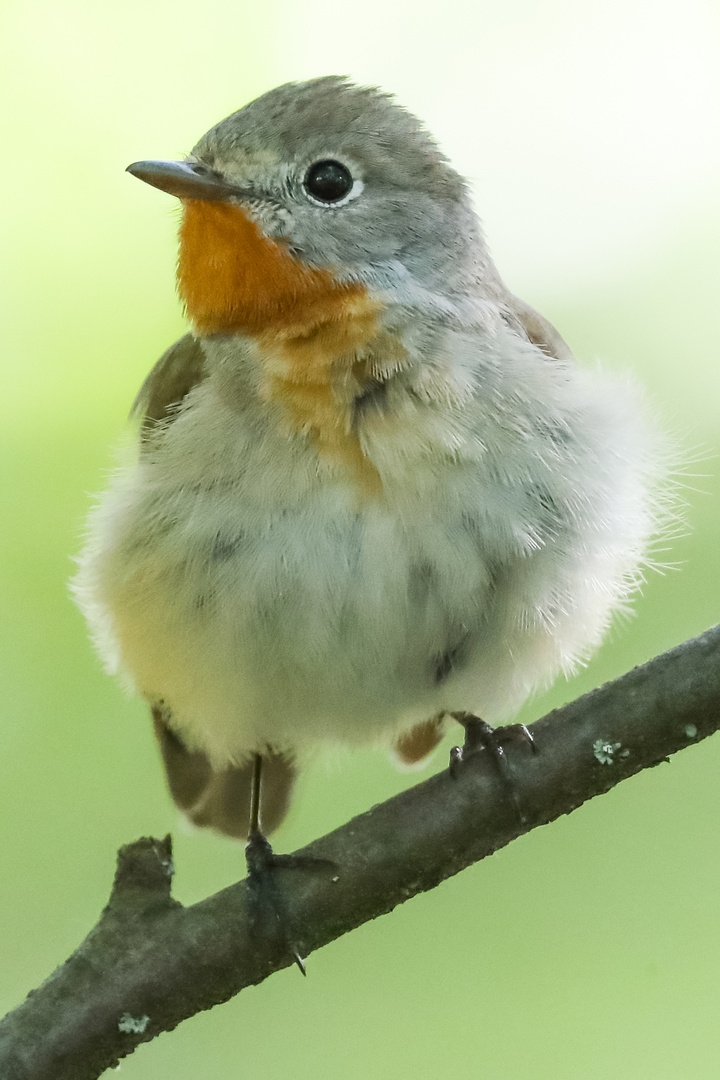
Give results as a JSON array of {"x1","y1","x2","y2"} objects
[
  {"x1": 177, "y1": 200, "x2": 387, "y2": 493},
  {"x1": 177, "y1": 199, "x2": 366, "y2": 336}
]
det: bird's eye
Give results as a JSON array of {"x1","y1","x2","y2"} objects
[{"x1": 303, "y1": 160, "x2": 355, "y2": 205}]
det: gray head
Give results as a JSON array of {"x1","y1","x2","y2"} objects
[{"x1": 129, "y1": 77, "x2": 496, "y2": 304}]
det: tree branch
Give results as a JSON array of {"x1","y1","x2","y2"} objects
[{"x1": 2, "y1": 625, "x2": 720, "y2": 1080}]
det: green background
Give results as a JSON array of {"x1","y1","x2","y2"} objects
[{"x1": 2, "y1": 0, "x2": 720, "y2": 1077}]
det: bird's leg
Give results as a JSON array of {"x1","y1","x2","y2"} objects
[
  {"x1": 448, "y1": 713, "x2": 537, "y2": 824},
  {"x1": 246, "y1": 751, "x2": 265, "y2": 849},
  {"x1": 245, "y1": 753, "x2": 335, "y2": 975}
]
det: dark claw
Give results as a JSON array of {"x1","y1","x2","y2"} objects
[
  {"x1": 448, "y1": 744, "x2": 464, "y2": 780},
  {"x1": 245, "y1": 830, "x2": 336, "y2": 975},
  {"x1": 448, "y1": 713, "x2": 538, "y2": 825},
  {"x1": 514, "y1": 723, "x2": 538, "y2": 754}
]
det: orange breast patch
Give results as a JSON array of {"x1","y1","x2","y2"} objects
[
  {"x1": 178, "y1": 200, "x2": 364, "y2": 335},
  {"x1": 178, "y1": 200, "x2": 389, "y2": 493}
]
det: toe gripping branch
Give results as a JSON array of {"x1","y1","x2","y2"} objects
[
  {"x1": 245, "y1": 755, "x2": 336, "y2": 975},
  {"x1": 246, "y1": 830, "x2": 336, "y2": 976},
  {"x1": 449, "y1": 713, "x2": 538, "y2": 824}
]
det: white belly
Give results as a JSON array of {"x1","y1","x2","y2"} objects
[
  {"x1": 79, "y1": 472, "x2": 502, "y2": 764},
  {"x1": 75, "y1": 342, "x2": 663, "y2": 768}
]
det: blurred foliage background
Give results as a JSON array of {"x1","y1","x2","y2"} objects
[{"x1": 2, "y1": 0, "x2": 719, "y2": 1076}]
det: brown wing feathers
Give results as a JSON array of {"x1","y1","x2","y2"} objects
[{"x1": 138, "y1": 337, "x2": 296, "y2": 838}]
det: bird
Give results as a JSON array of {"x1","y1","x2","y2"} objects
[{"x1": 74, "y1": 75, "x2": 666, "y2": 850}]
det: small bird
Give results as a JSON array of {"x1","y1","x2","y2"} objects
[{"x1": 75, "y1": 76, "x2": 665, "y2": 846}]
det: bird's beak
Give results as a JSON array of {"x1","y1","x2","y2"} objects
[{"x1": 126, "y1": 160, "x2": 245, "y2": 202}]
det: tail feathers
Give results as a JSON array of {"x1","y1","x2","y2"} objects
[
  {"x1": 392, "y1": 713, "x2": 446, "y2": 767},
  {"x1": 152, "y1": 708, "x2": 297, "y2": 839}
]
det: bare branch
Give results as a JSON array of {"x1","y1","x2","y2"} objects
[{"x1": 2, "y1": 625, "x2": 719, "y2": 1080}]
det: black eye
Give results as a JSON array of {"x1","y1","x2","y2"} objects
[{"x1": 303, "y1": 160, "x2": 354, "y2": 204}]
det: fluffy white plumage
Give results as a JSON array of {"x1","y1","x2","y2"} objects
[
  {"x1": 73, "y1": 78, "x2": 672, "y2": 832},
  {"x1": 75, "y1": 314, "x2": 665, "y2": 766}
]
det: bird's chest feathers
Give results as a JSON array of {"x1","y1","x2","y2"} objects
[{"x1": 178, "y1": 200, "x2": 407, "y2": 493}]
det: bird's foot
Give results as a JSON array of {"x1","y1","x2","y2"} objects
[
  {"x1": 245, "y1": 830, "x2": 336, "y2": 975},
  {"x1": 448, "y1": 713, "x2": 537, "y2": 824}
]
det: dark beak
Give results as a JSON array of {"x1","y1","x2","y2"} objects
[{"x1": 126, "y1": 160, "x2": 245, "y2": 202}]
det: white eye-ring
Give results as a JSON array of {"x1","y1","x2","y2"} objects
[{"x1": 302, "y1": 160, "x2": 363, "y2": 207}]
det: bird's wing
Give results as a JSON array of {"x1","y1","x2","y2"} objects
[
  {"x1": 395, "y1": 298, "x2": 573, "y2": 769},
  {"x1": 131, "y1": 332, "x2": 208, "y2": 434},
  {"x1": 502, "y1": 293, "x2": 575, "y2": 362},
  {"x1": 153, "y1": 709, "x2": 297, "y2": 839},
  {"x1": 136, "y1": 337, "x2": 298, "y2": 838}
]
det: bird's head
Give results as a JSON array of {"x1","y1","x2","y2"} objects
[{"x1": 128, "y1": 77, "x2": 487, "y2": 337}]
